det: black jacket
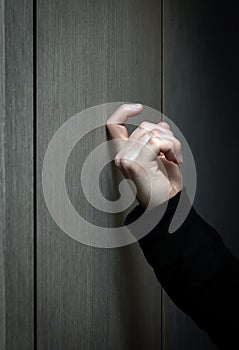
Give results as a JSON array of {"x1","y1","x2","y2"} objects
[{"x1": 125, "y1": 188, "x2": 239, "y2": 349}]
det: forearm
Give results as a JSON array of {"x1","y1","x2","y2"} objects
[{"x1": 125, "y1": 189, "x2": 239, "y2": 349}]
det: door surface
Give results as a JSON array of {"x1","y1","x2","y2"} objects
[
  {"x1": 37, "y1": 1, "x2": 162, "y2": 349},
  {"x1": 1, "y1": 1, "x2": 239, "y2": 349}
]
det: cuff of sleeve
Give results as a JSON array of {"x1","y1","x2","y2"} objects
[
  {"x1": 124, "y1": 188, "x2": 187, "y2": 267},
  {"x1": 124, "y1": 188, "x2": 182, "y2": 227}
]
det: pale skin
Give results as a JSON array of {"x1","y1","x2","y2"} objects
[{"x1": 106, "y1": 103, "x2": 183, "y2": 209}]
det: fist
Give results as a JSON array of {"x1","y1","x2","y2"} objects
[{"x1": 106, "y1": 104, "x2": 183, "y2": 209}]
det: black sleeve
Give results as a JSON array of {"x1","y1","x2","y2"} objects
[{"x1": 124, "y1": 188, "x2": 239, "y2": 349}]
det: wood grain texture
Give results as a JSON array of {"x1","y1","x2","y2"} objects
[
  {"x1": 0, "y1": 0, "x2": 34, "y2": 349},
  {"x1": 37, "y1": 1, "x2": 162, "y2": 349},
  {"x1": 0, "y1": 0, "x2": 6, "y2": 348},
  {"x1": 162, "y1": 0, "x2": 239, "y2": 349}
]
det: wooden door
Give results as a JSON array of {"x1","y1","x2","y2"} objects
[
  {"x1": 0, "y1": 0, "x2": 34, "y2": 349},
  {"x1": 1, "y1": 1, "x2": 238, "y2": 349},
  {"x1": 37, "y1": 1, "x2": 162, "y2": 349}
]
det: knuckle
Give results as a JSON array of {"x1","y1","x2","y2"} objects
[
  {"x1": 120, "y1": 158, "x2": 138, "y2": 172},
  {"x1": 175, "y1": 139, "x2": 181, "y2": 149},
  {"x1": 106, "y1": 118, "x2": 113, "y2": 127},
  {"x1": 163, "y1": 122, "x2": 170, "y2": 128},
  {"x1": 139, "y1": 121, "x2": 148, "y2": 129},
  {"x1": 114, "y1": 159, "x2": 120, "y2": 167},
  {"x1": 159, "y1": 122, "x2": 173, "y2": 134},
  {"x1": 151, "y1": 131, "x2": 161, "y2": 139},
  {"x1": 120, "y1": 158, "x2": 130, "y2": 168},
  {"x1": 151, "y1": 128, "x2": 160, "y2": 134},
  {"x1": 128, "y1": 160, "x2": 139, "y2": 173},
  {"x1": 120, "y1": 103, "x2": 130, "y2": 111},
  {"x1": 161, "y1": 137, "x2": 170, "y2": 146},
  {"x1": 120, "y1": 158, "x2": 129, "y2": 167},
  {"x1": 114, "y1": 154, "x2": 121, "y2": 166},
  {"x1": 149, "y1": 135, "x2": 158, "y2": 144},
  {"x1": 168, "y1": 129, "x2": 174, "y2": 136},
  {"x1": 166, "y1": 140, "x2": 175, "y2": 151}
]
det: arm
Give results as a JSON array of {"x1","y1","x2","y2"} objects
[
  {"x1": 106, "y1": 103, "x2": 239, "y2": 349},
  {"x1": 125, "y1": 188, "x2": 239, "y2": 349}
]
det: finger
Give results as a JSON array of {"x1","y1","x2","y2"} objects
[
  {"x1": 115, "y1": 124, "x2": 150, "y2": 161},
  {"x1": 106, "y1": 103, "x2": 143, "y2": 142},
  {"x1": 137, "y1": 121, "x2": 173, "y2": 136},
  {"x1": 136, "y1": 129, "x2": 183, "y2": 163},
  {"x1": 158, "y1": 121, "x2": 171, "y2": 130},
  {"x1": 118, "y1": 133, "x2": 152, "y2": 179},
  {"x1": 151, "y1": 129, "x2": 183, "y2": 163},
  {"x1": 117, "y1": 121, "x2": 173, "y2": 160},
  {"x1": 115, "y1": 133, "x2": 151, "y2": 167},
  {"x1": 137, "y1": 134, "x2": 178, "y2": 164}
]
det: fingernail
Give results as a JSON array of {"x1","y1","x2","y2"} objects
[{"x1": 132, "y1": 103, "x2": 142, "y2": 109}]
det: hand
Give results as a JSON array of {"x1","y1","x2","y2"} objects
[{"x1": 106, "y1": 104, "x2": 183, "y2": 209}]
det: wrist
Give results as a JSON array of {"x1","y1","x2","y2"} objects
[
  {"x1": 139, "y1": 185, "x2": 180, "y2": 210},
  {"x1": 169, "y1": 185, "x2": 181, "y2": 200}
]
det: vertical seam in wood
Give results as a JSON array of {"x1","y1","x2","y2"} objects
[
  {"x1": 33, "y1": 0, "x2": 37, "y2": 348},
  {"x1": 0, "y1": 0, "x2": 6, "y2": 347},
  {"x1": 161, "y1": 0, "x2": 164, "y2": 122}
]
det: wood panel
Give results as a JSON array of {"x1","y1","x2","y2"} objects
[
  {"x1": 0, "y1": 1, "x2": 6, "y2": 347},
  {"x1": 0, "y1": 0, "x2": 34, "y2": 349},
  {"x1": 37, "y1": 1, "x2": 162, "y2": 349},
  {"x1": 162, "y1": 0, "x2": 239, "y2": 349}
]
